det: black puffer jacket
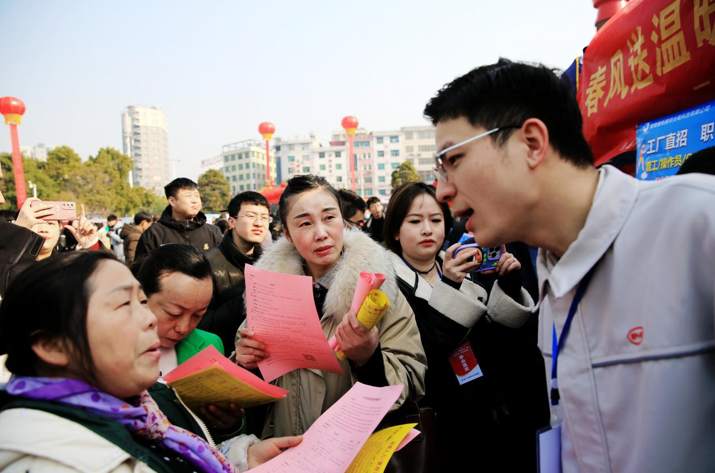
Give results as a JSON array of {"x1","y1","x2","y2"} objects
[
  {"x1": 133, "y1": 206, "x2": 222, "y2": 269},
  {"x1": 205, "y1": 231, "x2": 261, "y2": 304},
  {"x1": 0, "y1": 223, "x2": 44, "y2": 299}
]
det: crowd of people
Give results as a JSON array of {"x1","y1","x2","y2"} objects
[{"x1": 0, "y1": 58, "x2": 714, "y2": 472}]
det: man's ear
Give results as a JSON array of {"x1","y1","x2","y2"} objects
[
  {"x1": 521, "y1": 118, "x2": 550, "y2": 170},
  {"x1": 31, "y1": 337, "x2": 72, "y2": 368},
  {"x1": 167, "y1": 196, "x2": 177, "y2": 208}
]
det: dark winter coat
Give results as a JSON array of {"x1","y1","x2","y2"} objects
[
  {"x1": 205, "y1": 232, "x2": 261, "y2": 304},
  {"x1": 389, "y1": 250, "x2": 549, "y2": 472},
  {"x1": 119, "y1": 223, "x2": 142, "y2": 267},
  {"x1": 133, "y1": 206, "x2": 222, "y2": 268},
  {"x1": 0, "y1": 223, "x2": 44, "y2": 299}
]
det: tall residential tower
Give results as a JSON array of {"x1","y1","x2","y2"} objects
[{"x1": 121, "y1": 105, "x2": 170, "y2": 195}]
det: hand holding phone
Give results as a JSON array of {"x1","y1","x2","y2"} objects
[
  {"x1": 443, "y1": 241, "x2": 482, "y2": 284},
  {"x1": 30, "y1": 200, "x2": 77, "y2": 221},
  {"x1": 453, "y1": 235, "x2": 503, "y2": 273}
]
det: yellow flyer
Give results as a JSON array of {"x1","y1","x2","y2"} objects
[{"x1": 346, "y1": 423, "x2": 418, "y2": 473}]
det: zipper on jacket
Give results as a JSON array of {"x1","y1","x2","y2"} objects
[{"x1": 171, "y1": 387, "x2": 216, "y2": 448}]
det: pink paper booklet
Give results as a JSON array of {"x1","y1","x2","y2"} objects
[
  {"x1": 163, "y1": 345, "x2": 288, "y2": 412},
  {"x1": 244, "y1": 264, "x2": 343, "y2": 382},
  {"x1": 249, "y1": 382, "x2": 405, "y2": 473}
]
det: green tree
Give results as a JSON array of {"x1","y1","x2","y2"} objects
[
  {"x1": 1, "y1": 146, "x2": 165, "y2": 216},
  {"x1": 391, "y1": 160, "x2": 422, "y2": 191},
  {"x1": 198, "y1": 169, "x2": 231, "y2": 212},
  {"x1": 1, "y1": 152, "x2": 60, "y2": 209},
  {"x1": 45, "y1": 146, "x2": 82, "y2": 191}
]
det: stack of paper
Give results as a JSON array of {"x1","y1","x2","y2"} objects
[
  {"x1": 249, "y1": 382, "x2": 419, "y2": 473},
  {"x1": 163, "y1": 345, "x2": 288, "y2": 412}
]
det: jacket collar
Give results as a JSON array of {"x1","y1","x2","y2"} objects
[
  {"x1": 537, "y1": 165, "x2": 639, "y2": 300},
  {"x1": 255, "y1": 228, "x2": 398, "y2": 320},
  {"x1": 389, "y1": 251, "x2": 434, "y2": 302},
  {"x1": 158, "y1": 206, "x2": 208, "y2": 232},
  {"x1": 219, "y1": 231, "x2": 261, "y2": 269}
]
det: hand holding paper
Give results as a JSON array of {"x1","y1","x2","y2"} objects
[
  {"x1": 248, "y1": 383, "x2": 404, "y2": 473},
  {"x1": 244, "y1": 264, "x2": 343, "y2": 382},
  {"x1": 235, "y1": 327, "x2": 268, "y2": 370},
  {"x1": 329, "y1": 272, "x2": 389, "y2": 360}
]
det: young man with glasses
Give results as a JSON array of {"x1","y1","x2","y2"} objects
[
  {"x1": 425, "y1": 59, "x2": 715, "y2": 472},
  {"x1": 200, "y1": 191, "x2": 272, "y2": 353},
  {"x1": 205, "y1": 191, "x2": 271, "y2": 305}
]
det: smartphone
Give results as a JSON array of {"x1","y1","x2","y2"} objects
[
  {"x1": 32, "y1": 200, "x2": 77, "y2": 221},
  {"x1": 453, "y1": 234, "x2": 503, "y2": 273}
]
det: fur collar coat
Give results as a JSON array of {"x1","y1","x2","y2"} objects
[{"x1": 248, "y1": 229, "x2": 427, "y2": 437}]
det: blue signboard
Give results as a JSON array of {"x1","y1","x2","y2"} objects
[{"x1": 636, "y1": 100, "x2": 715, "y2": 180}]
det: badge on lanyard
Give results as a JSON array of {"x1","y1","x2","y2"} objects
[
  {"x1": 448, "y1": 341, "x2": 483, "y2": 385},
  {"x1": 537, "y1": 265, "x2": 598, "y2": 473}
]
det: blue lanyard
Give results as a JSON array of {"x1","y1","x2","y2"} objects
[{"x1": 550, "y1": 267, "x2": 597, "y2": 406}]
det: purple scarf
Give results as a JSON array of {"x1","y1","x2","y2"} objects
[{"x1": 6, "y1": 376, "x2": 236, "y2": 473}]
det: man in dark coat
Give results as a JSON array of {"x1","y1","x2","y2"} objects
[
  {"x1": 133, "y1": 178, "x2": 222, "y2": 270},
  {"x1": 200, "y1": 191, "x2": 270, "y2": 351},
  {"x1": 120, "y1": 211, "x2": 153, "y2": 267}
]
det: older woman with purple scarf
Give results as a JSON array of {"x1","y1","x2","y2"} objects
[{"x1": 0, "y1": 251, "x2": 300, "y2": 472}]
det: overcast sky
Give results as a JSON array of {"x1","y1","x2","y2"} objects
[{"x1": 1, "y1": 0, "x2": 597, "y2": 179}]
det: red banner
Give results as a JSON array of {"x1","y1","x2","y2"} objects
[{"x1": 578, "y1": 0, "x2": 715, "y2": 166}]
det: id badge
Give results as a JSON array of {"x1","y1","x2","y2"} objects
[
  {"x1": 448, "y1": 341, "x2": 483, "y2": 385},
  {"x1": 537, "y1": 424, "x2": 562, "y2": 473}
]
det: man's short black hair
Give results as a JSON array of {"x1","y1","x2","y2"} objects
[
  {"x1": 227, "y1": 191, "x2": 270, "y2": 218},
  {"x1": 136, "y1": 244, "x2": 212, "y2": 297},
  {"x1": 424, "y1": 58, "x2": 594, "y2": 167},
  {"x1": 338, "y1": 189, "x2": 367, "y2": 221},
  {"x1": 107, "y1": 214, "x2": 118, "y2": 221},
  {"x1": 164, "y1": 177, "x2": 199, "y2": 199},
  {"x1": 366, "y1": 196, "x2": 381, "y2": 207},
  {"x1": 133, "y1": 211, "x2": 153, "y2": 225}
]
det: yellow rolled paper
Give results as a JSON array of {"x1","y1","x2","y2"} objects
[
  {"x1": 357, "y1": 289, "x2": 390, "y2": 329},
  {"x1": 334, "y1": 289, "x2": 390, "y2": 361}
]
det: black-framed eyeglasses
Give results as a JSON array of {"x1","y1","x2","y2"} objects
[
  {"x1": 237, "y1": 212, "x2": 272, "y2": 224},
  {"x1": 433, "y1": 125, "x2": 520, "y2": 182}
]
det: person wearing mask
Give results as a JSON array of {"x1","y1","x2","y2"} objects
[
  {"x1": 235, "y1": 175, "x2": 426, "y2": 438},
  {"x1": 365, "y1": 196, "x2": 385, "y2": 243},
  {"x1": 134, "y1": 178, "x2": 222, "y2": 268},
  {"x1": 120, "y1": 211, "x2": 153, "y2": 267},
  {"x1": 383, "y1": 182, "x2": 548, "y2": 471},
  {"x1": 106, "y1": 214, "x2": 124, "y2": 262},
  {"x1": 0, "y1": 251, "x2": 301, "y2": 472}
]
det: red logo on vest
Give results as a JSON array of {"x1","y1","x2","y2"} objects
[{"x1": 627, "y1": 326, "x2": 644, "y2": 345}]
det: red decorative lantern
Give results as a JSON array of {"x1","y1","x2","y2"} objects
[
  {"x1": 0, "y1": 96, "x2": 28, "y2": 207},
  {"x1": 341, "y1": 116, "x2": 358, "y2": 137},
  {"x1": 592, "y1": 0, "x2": 628, "y2": 28},
  {"x1": 258, "y1": 122, "x2": 276, "y2": 186},
  {"x1": 0, "y1": 97, "x2": 26, "y2": 125},
  {"x1": 259, "y1": 181, "x2": 287, "y2": 205},
  {"x1": 341, "y1": 116, "x2": 359, "y2": 191},
  {"x1": 258, "y1": 122, "x2": 276, "y2": 141}
]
